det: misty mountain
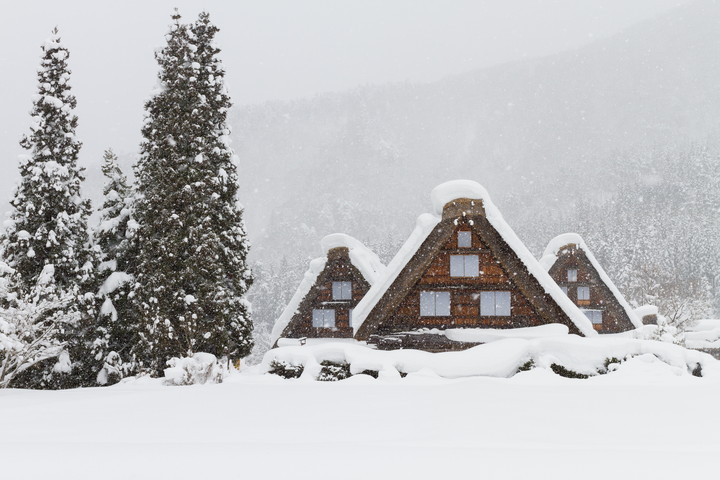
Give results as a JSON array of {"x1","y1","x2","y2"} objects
[{"x1": 232, "y1": 0, "x2": 720, "y2": 262}]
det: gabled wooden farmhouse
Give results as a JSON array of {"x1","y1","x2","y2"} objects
[
  {"x1": 352, "y1": 180, "x2": 596, "y2": 350},
  {"x1": 539, "y1": 233, "x2": 642, "y2": 334},
  {"x1": 270, "y1": 234, "x2": 385, "y2": 347}
]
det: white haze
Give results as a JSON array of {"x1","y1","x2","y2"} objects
[{"x1": 0, "y1": 0, "x2": 687, "y2": 204}]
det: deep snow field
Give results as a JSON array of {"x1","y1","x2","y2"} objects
[{"x1": 1, "y1": 354, "x2": 719, "y2": 480}]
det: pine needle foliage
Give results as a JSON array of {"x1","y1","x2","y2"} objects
[{"x1": 130, "y1": 12, "x2": 253, "y2": 374}]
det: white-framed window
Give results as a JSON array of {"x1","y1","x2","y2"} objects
[
  {"x1": 581, "y1": 309, "x2": 603, "y2": 325},
  {"x1": 332, "y1": 281, "x2": 352, "y2": 300},
  {"x1": 420, "y1": 291, "x2": 451, "y2": 316},
  {"x1": 450, "y1": 255, "x2": 479, "y2": 277},
  {"x1": 457, "y1": 231, "x2": 472, "y2": 248},
  {"x1": 577, "y1": 286, "x2": 590, "y2": 301},
  {"x1": 561, "y1": 286, "x2": 568, "y2": 295},
  {"x1": 312, "y1": 309, "x2": 336, "y2": 328},
  {"x1": 480, "y1": 291, "x2": 511, "y2": 316},
  {"x1": 567, "y1": 269, "x2": 578, "y2": 282}
]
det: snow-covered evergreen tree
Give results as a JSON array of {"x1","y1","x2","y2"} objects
[
  {"x1": 130, "y1": 12, "x2": 253, "y2": 374},
  {"x1": 96, "y1": 149, "x2": 133, "y2": 270},
  {"x1": 93, "y1": 149, "x2": 136, "y2": 384},
  {"x1": 0, "y1": 28, "x2": 97, "y2": 388}
]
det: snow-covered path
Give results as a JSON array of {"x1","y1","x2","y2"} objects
[{"x1": 1, "y1": 365, "x2": 718, "y2": 479}]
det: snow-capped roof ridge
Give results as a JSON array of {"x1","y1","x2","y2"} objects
[
  {"x1": 270, "y1": 233, "x2": 386, "y2": 345},
  {"x1": 320, "y1": 233, "x2": 386, "y2": 286},
  {"x1": 353, "y1": 180, "x2": 597, "y2": 337},
  {"x1": 540, "y1": 232, "x2": 643, "y2": 329},
  {"x1": 430, "y1": 179, "x2": 490, "y2": 216}
]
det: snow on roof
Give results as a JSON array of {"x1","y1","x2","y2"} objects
[
  {"x1": 540, "y1": 233, "x2": 643, "y2": 329},
  {"x1": 353, "y1": 180, "x2": 597, "y2": 337},
  {"x1": 270, "y1": 234, "x2": 386, "y2": 345},
  {"x1": 633, "y1": 305, "x2": 658, "y2": 319},
  {"x1": 320, "y1": 233, "x2": 386, "y2": 285},
  {"x1": 430, "y1": 179, "x2": 490, "y2": 216}
]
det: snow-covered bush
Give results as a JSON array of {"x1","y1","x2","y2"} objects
[
  {"x1": 162, "y1": 353, "x2": 229, "y2": 386},
  {"x1": 96, "y1": 351, "x2": 134, "y2": 386},
  {"x1": 0, "y1": 294, "x2": 69, "y2": 389},
  {"x1": 317, "y1": 361, "x2": 351, "y2": 381},
  {"x1": 268, "y1": 360, "x2": 304, "y2": 379}
]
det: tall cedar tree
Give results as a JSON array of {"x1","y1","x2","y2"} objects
[
  {"x1": 93, "y1": 149, "x2": 136, "y2": 384},
  {"x1": 0, "y1": 28, "x2": 97, "y2": 388},
  {"x1": 130, "y1": 12, "x2": 253, "y2": 374}
]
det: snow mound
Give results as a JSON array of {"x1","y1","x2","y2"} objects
[
  {"x1": 540, "y1": 232, "x2": 643, "y2": 329},
  {"x1": 270, "y1": 234, "x2": 385, "y2": 345},
  {"x1": 444, "y1": 324, "x2": 569, "y2": 343},
  {"x1": 262, "y1": 336, "x2": 718, "y2": 381},
  {"x1": 685, "y1": 319, "x2": 720, "y2": 350},
  {"x1": 430, "y1": 179, "x2": 490, "y2": 215},
  {"x1": 163, "y1": 352, "x2": 228, "y2": 386}
]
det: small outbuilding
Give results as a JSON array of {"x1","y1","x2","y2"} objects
[
  {"x1": 539, "y1": 233, "x2": 642, "y2": 333},
  {"x1": 270, "y1": 234, "x2": 385, "y2": 347}
]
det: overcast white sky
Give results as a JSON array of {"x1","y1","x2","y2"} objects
[{"x1": 0, "y1": 0, "x2": 688, "y2": 195}]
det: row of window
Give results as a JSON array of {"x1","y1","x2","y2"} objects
[
  {"x1": 420, "y1": 290, "x2": 512, "y2": 317},
  {"x1": 311, "y1": 289, "x2": 513, "y2": 328},
  {"x1": 312, "y1": 297, "x2": 604, "y2": 328},
  {"x1": 561, "y1": 285, "x2": 590, "y2": 300}
]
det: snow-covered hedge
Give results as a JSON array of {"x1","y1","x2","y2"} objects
[
  {"x1": 260, "y1": 336, "x2": 719, "y2": 381},
  {"x1": 163, "y1": 353, "x2": 229, "y2": 386}
]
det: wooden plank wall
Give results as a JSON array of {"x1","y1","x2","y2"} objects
[
  {"x1": 548, "y1": 248, "x2": 635, "y2": 333},
  {"x1": 282, "y1": 248, "x2": 370, "y2": 339},
  {"x1": 377, "y1": 221, "x2": 545, "y2": 334}
]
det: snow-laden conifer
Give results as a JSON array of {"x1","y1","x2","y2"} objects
[
  {"x1": 130, "y1": 12, "x2": 253, "y2": 374},
  {"x1": 0, "y1": 28, "x2": 97, "y2": 388},
  {"x1": 93, "y1": 149, "x2": 136, "y2": 384}
]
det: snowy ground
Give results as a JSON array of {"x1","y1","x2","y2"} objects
[{"x1": 2, "y1": 356, "x2": 719, "y2": 480}]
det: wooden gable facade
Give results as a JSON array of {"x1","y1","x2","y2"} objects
[
  {"x1": 274, "y1": 246, "x2": 371, "y2": 343},
  {"x1": 543, "y1": 239, "x2": 637, "y2": 334},
  {"x1": 354, "y1": 198, "x2": 591, "y2": 344}
]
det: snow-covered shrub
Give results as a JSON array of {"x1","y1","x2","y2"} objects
[
  {"x1": 96, "y1": 351, "x2": 134, "y2": 386},
  {"x1": 517, "y1": 359, "x2": 535, "y2": 373},
  {"x1": 316, "y1": 361, "x2": 351, "y2": 381},
  {"x1": 162, "y1": 353, "x2": 228, "y2": 386},
  {"x1": 550, "y1": 363, "x2": 589, "y2": 379},
  {"x1": 268, "y1": 360, "x2": 304, "y2": 379}
]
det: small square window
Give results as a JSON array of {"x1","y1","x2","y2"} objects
[
  {"x1": 577, "y1": 286, "x2": 590, "y2": 301},
  {"x1": 332, "y1": 281, "x2": 352, "y2": 300},
  {"x1": 457, "y1": 231, "x2": 472, "y2": 248},
  {"x1": 561, "y1": 286, "x2": 568, "y2": 295},
  {"x1": 567, "y1": 269, "x2": 578, "y2": 282},
  {"x1": 450, "y1": 255, "x2": 479, "y2": 277},
  {"x1": 582, "y1": 309, "x2": 602, "y2": 324},
  {"x1": 312, "y1": 309, "x2": 336, "y2": 328},
  {"x1": 420, "y1": 291, "x2": 451, "y2": 316},
  {"x1": 480, "y1": 291, "x2": 511, "y2": 316}
]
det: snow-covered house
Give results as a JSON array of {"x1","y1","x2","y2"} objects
[
  {"x1": 539, "y1": 233, "x2": 642, "y2": 333},
  {"x1": 270, "y1": 234, "x2": 386, "y2": 347},
  {"x1": 351, "y1": 180, "x2": 596, "y2": 350}
]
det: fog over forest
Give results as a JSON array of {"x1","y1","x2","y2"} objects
[{"x1": 0, "y1": 0, "x2": 717, "y2": 359}]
